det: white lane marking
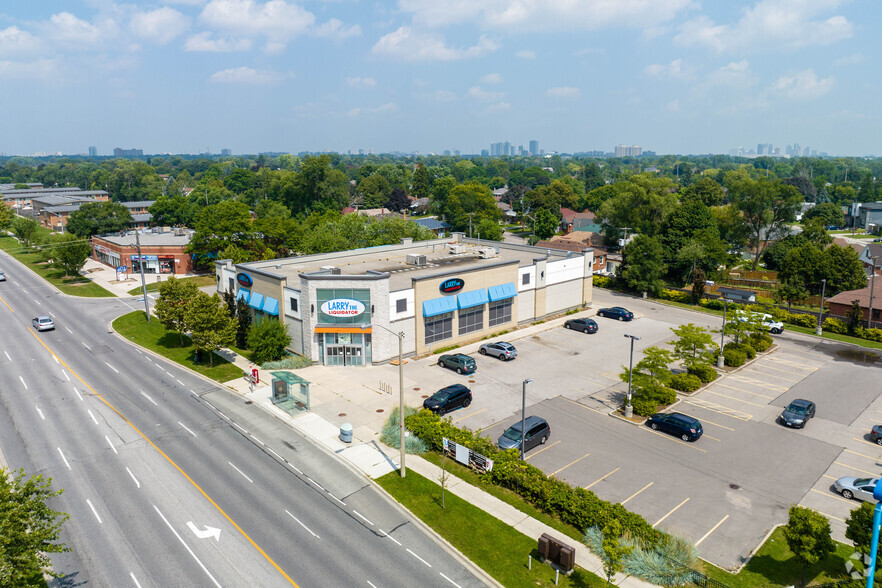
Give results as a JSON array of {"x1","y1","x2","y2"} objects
[
  {"x1": 87, "y1": 410, "x2": 99, "y2": 425},
  {"x1": 266, "y1": 447, "x2": 283, "y2": 460},
  {"x1": 440, "y1": 573, "x2": 462, "y2": 587},
  {"x1": 126, "y1": 467, "x2": 141, "y2": 488},
  {"x1": 155, "y1": 363, "x2": 165, "y2": 371},
  {"x1": 152, "y1": 505, "x2": 222, "y2": 588},
  {"x1": 86, "y1": 499, "x2": 103, "y2": 524},
  {"x1": 135, "y1": 348, "x2": 142, "y2": 354},
  {"x1": 130, "y1": 572, "x2": 142, "y2": 588},
  {"x1": 53, "y1": 355, "x2": 59, "y2": 364},
  {"x1": 367, "y1": 582, "x2": 377, "y2": 588},
  {"x1": 3, "y1": 351, "x2": 9, "y2": 361},
  {"x1": 74, "y1": 387, "x2": 83, "y2": 401},
  {"x1": 328, "y1": 492, "x2": 345, "y2": 506},
  {"x1": 13, "y1": 281, "x2": 19, "y2": 286},
  {"x1": 285, "y1": 509, "x2": 320, "y2": 538},
  {"x1": 32, "y1": 297, "x2": 39, "y2": 305},
  {"x1": 35, "y1": 406, "x2": 45, "y2": 420},
  {"x1": 62, "y1": 370, "x2": 70, "y2": 381},
  {"x1": 305, "y1": 477, "x2": 325, "y2": 491},
  {"x1": 105, "y1": 436, "x2": 118, "y2": 454},
  {"x1": 353, "y1": 510, "x2": 374, "y2": 526},
  {"x1": 57, "y1": 447, "x2": 71, "y2": 470},
  {"x1": 178, "y1": 422, "x2": 198, "y2": 438},
  {"x1": 250, "y1": 434, "x2": 265, "y2": 446},
  {"x1": 190, "y1": 390, "x2": 198, "y2": 398},
  {"x1": 82, "y1": 342, "x2": 91, "y2": 351},
  {"x1": 406, "y1": 548, "x2": 432, "y2": 568},
  {"x1": 384, "y1": 531, "x2": 401, "y2": 546},
  {"x1": 104, "y1": 361, "x2": 119, "y2": 374},
  {"x1": 176, "y1": 379, "x2": 185, "y2": 386},
  {"x1": 186, "y1": 522, "x2": 221, "y2": 542},
  {"x1": 140, "y1": 390, "x2": 158, "y2": 406},
  {"x1": 228, "y1": 462, "x2": 253, "y2": 483},
  {"x1": 232, "y1": 422, "x2": 248, "y2": 434},
  {"x1": 19, "y1": 376, "x2": 27, "y2": 390}
]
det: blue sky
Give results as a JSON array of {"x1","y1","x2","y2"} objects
[{"x1": 0, "y1": 1, "x2": 876, "y2": 156}]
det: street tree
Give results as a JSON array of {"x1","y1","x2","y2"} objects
[
  {"x1": 444, "y1": 182, "x2": 501, "y2": 234},
  {"x1": 46, "y1": 233, "x2": 92, "y2": 278},
  {"x1": 670, "y1": 323, "x2": 716, "y2": 368},
  {"x1": 725, "y1": 310, "x2": 764, "y2": 344},
  {"x1": 531, "y1": 208, "x2": 559, "y2": 241},
  {"x1": 618, "y1": 235, "x2": 667, "y2": 296},
  {"x1": 621, "y1": 346, "x2": 673, "y2": 391},
  {"x1": 0, "y1": 468, "x2": 69, "y2": 585},
  {"x1": 600, "y1": 519, "x2": 631, "y2": 587},
  {"x1": 185, "y1": 291, "x2": 236, "y2": 367},
  {"x1": 235, "y1": 297, "x2": 252, "y2": 349},
  {"x1": 66, "y1": 201, "x2": 134, "y2": 238},
  {"x1": 783, "y1": 505, "x2": 835, "y2": 588},
  {"x1": 0, "y1": 202, "x2": 14, "y2": 230},
  {"x1": 845, "y1": 501, "x2": 875, "y2": 558},
  {"x1": 187, "y1": 199, "x2": 258, "y2": 260},
  {"x1": 475, "y1": 218, "x2": 503, "y2": 241},
  {"x1": 153, "y1": 276, "x2": 200, "y2": 345},
  {"x1": 247, "y1": 317, "x2": 292, "y2": 364},
  {"x1": 11, "y1": 217, "x2": 40, "y2": 249}
]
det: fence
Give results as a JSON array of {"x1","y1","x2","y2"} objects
[{"x1": 652, "y1": 551, "x2": 732, "y2": 588}]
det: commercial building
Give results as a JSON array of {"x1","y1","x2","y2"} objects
[
  {"x1": 216, "y1": 233, "x2": 594, "y2": 367},
  {"x1": 91, "y1": 227, "x2": 195, "y2": 275}
]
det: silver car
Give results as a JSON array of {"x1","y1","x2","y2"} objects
[
  {"x1": 479, "y1": 341, "x2": 517, "y2": 361},
  {"x1": 32, "y1": 316, "x2": 55, "y2": 331},
  {"x1": 833, "y1": 476, "x2": 879, "y2": 501},
  {"x1": 0, "y1": 271, "x2": 5, "y2": 281}
]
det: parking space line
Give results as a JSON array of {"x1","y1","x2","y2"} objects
[
  {"x1": 843, "y1": 448, "x2": 881, "y2": 461},
  {"x1": 740, "y1": 367, "x2": 802, "y2": 382},
  {"x1": 695, "y1": 515, "x2": 729, "y2": 547},
  {"x1": 703, "y1": 434, "x2": 721, "y2": 442},
  {"x1": 551, "y1": 452, "x2": 591, "y2": 477},
  {"x1": 706, "y1": 390, "x2": 767, "y2": 407},
  {"x1": 560, "y1": 396, "x2": 606, "y2": 415},
  {"x1": 600, "y1": 371, "x2": 621, "y2": 381},
  {"x1": 479, "y1": 420, "x2": 506, "y2": 432},
  {"x1": 852, "y1": 437, "x2": 881, "y2": 449},
  {"x1": 729, "y1": 375, "x2": 788, "y2": 393},
  {"x1": 747, "y1": 363, "x2": 808, "y2": 378},
  {"x1": 810, "y1": 488, "x2": 854, "y2": 506},
  {"x1": 716, "y1": 382, "x2": 777, "y2": 399},
  {"x1": 767, "y1": 356, "x2": 821, "y2": 370},
  {"x1": 645, "y1": 428, "x2": 707, "y2": 452},
  {"x1": 683, "y1": 399, "x2": 752, "y2": 421},
  {"x1": 822, "y1": 474, "x2": 837, "y2": 480},
  {"x1": 653, "y1": 498, "x2": 690, "y2": 528},
  {"x1": 451, "y1": 408, "x2": 486, "y2": 424},
  {"x1": 690, "y1": 415, "x2": 735, "y2": 432},
  {"x1": 621, "y1": 482, "x2": 653, "y2": 505},
  {"x1": 810, "y1": 508, "x2": 845, "y2": 523},
  {"x1": 585, "y1": 468, "x2": 619, "y2": 490},
  {"x1": 525, "y1": 441, "x2": 561, "y2": 460},
  {"x1": 833, "y1": 461, "x2": 878, "y2": 476}
]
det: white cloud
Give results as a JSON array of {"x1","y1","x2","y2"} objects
[
  {"x1": 0, "y1": 58, "x2": 58, "y2": 81},
  {"x1": 486, "y1": 102, "x2": 510, "y2": 112},
  {"x1": 545, "y1": 86, "x2": 581, "y2": 99},
  {"x1": 515, "y1": 49, "x2": 535, "y2": 59},
  {"x1": 480, "y1": 73, "x2": 502, "y2": 84},
  {"x1": 43, "y1": 12, "x2": 106, "y2": 47},
  {"x1": 184, "y1": 32, "x2": 252, "y2": 51},
  {"x1": 209, "y1": 66, "x2": 280, "y2": 84},
  {"x1": 347, "y1": 102, "x2": 398, "y2": 116},
  {"x1": 769, "y1": 69, "x2": 833, "y2": 99},
  {"x1": 468, "y1": 86, "x2": 505, "y2": 101},
  {"x1": 199, "y1": 0, "x2": 316, "y2": 51},
  {"x1": 313, "y1": 18, "x2": 361, "y2": 39},
  {"x1": 372, "y1": 27, "x2": 497, "y2": 61},
  {"x1": 706, "y1": 60, "x2": 756, "y2": 87},
  {"x1": 644, "y1": 58, "x2": 692, "y2": 80},
  {"x1": 347, "y1": 76, "x2": 377, "y2": 87},
  {"x1": 131, "y1": 7, "x2": 191, "y2": 45},
  {"x1": 833, "y1": 52, "x2": 863, "y2": 67},
  {"x1": 675, "y1": 0, "x2": 853, "y2": 52},
  {"x1": 0, "y1": 27, "x2": 42, "y2": 55}
]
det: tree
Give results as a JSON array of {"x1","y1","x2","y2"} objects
[
  {"x1": 821, "y1": 244, "x2": 868, "y2": 295},
  {"x1": 11, "y1": 217, "x2": 40, "y2": 248},
  {"x1": 411, "y1": 163, "x2": 431, "y2": 199},
  {"x1": 762, "y1": 234, "x2": 810, "y2": 271},
  {"x1": 858, "y1": 172, "x2": 877, "y2": 202},
  {"x1": 618, "y1": 235, "x2": 667, "y2": 296},
  {"x1": 444, "y1": 182, "x2": 501, "y2": 234},
  {"x1": 235, "y1": 297, "x2": 252, "y2": 349},
  {"x1": 0, "y1": 468, "x2": 69, "y2": 584},
  {"x1": 385, "y1": 187, "x2": 411, "y2": 213},
  {"x1": 783, "y1": 176, "x2": 818, "y2": 201},
  {"x1": 0, "y1": 202, "x2": 14, "y2": 231},
  {"x1": 45, "y1": 233, "x2": 92, "y2": 277},
  {"x1": 846, "y1": 300, "x2": 863, "y2": 335},
  {"x1": 358, "y1": 174, "x2": 392, "y2": 208},
  {"x1": 783, "y1": 505, "x2": 835, "y2": 587},
  {"x1": 532, "y1": 208, "x2": 559, "y2": 241},
  {"x1": 845, "y1": 501, "x2": 875, "y2": 558},
  {"x1": 524, "y1": 180, "x2": 579, "y2": 215},
  {"x1": 680, "y1": 176, "x2": 725, "y2": 206},
  {"x1": 581, "y1": 162, "x2": 606, "y2": 193},
  {"x1": 691, "y1": 268, "x2": 706, "y2": 304},
  {"x1": 187, "y1": 199, "x2": 257, "y2": 259},
  {"x1": 776, "y1": 276, "x2": 810, "y2": 309},
  {"x1": 671, "y1": 323, "x2": 716, "y2": 368},
  {"x1": 622, "y1": 346, "x2": 673, "y2": 390},
  {"x1": 475, "y1": 218, "x2": 503, "y2": 241},
  {"x1": 153, "y1": 276, "x2": 200, "y2": 345},
  {"x1": 800, "y1": 217, "x2": 832, "y2": 247},
  {"x1": 185, "y1": 291, "x2": 236, "y2": 367},
  {"x1": 65, "y1": 201, "x2": 134, "y2": 238},
  {"x1": 148, "y1": 194, "x2": 197, "y2": 227},
  {"x1": 600, "y1": 520, "x2": 631, "y2": 586},
  {"x1": 803, "y1": 202, "x2": 844, "y2": 228},
  {"x1": 597, "y1": 174, "x2": 679, "y2": 237},
  {"x1": 725, "y1": 310, "x2": 764, "y2": 344},
  {"x1": 779, "y1": 244, "x2": 824, "y2": 298},
  {"x1": 222, "y1": 288, "x2": 237, "y2": 319},
  {"x1": 247, "y1": 317, "x2": 292, "y2": 364},
  {"x1": 727, "y1": 174, "x2": 802, "y2": 269}
]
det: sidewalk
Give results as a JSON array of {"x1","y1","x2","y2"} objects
[{"x1": 78, "y1": 258, "x2": 213, "y2": 298}]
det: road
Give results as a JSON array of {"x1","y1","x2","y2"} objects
[{"x1": 0, "y1": 258, "x2": 485, "y2": 587}]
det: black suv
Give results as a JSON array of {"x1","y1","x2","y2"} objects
[
  {"x1": 423, "y1": 384, "x2": 472, "y2": 415},
  {"x1": 647, "y1": 412, "x2": 703, "y2": 441}
]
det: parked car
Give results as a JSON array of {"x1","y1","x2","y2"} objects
[
  {"x1": 734, "y1": 310, "x2": 784, "y2": 334},
  {"x1": 32, "y1": 316, "x2": 55, "y2": 331},
  {"x1": 479, "y1": 341, "x2": 517, "y2": 360},
  {"x1": 497, "y1": 416, "x2": 551, "y2": 453},
  {"x1": 423, "y1": 384, "x2": 472, "y2": 415},
  {"x1": 437, "y1": 353, "x2": 477, "y2": 374},
  {"x1": 833, "y1": 476, "x2": 879, "y2": 502},
  {"x1": 597, "y1": 307, "x2": 633, "y2": 321},
  {"x1": 871, "y1": 425, "x2": 882, "y2": 445},
  {"x1": 779, "y1": 399, "x2": 816, "y2": 428},
  {"x1": 647, "y1": 412, "x2": 703, "y2": 441},
  {"x1": 564, "y1": 318, "x2": 598, "y2": 333}
]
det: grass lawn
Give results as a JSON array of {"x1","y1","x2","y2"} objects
[
  {"x1": 0, "y1": 235, "x2": 115, "y2": 297},
  {"x1": 376, "y1": 470, "x2": 606, "y2": 588},
  {"x1": 112, "y1": 311, "x2": 244, "y2": 383},
  {"x1": 126, "y1": 274, "x2": 216, "y2": 296}
]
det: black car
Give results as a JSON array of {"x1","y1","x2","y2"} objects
[
  {"x1": 779, "y1": 399, "x2": 816, "y2": 428},
  {"x1": 597, "y1": 307, "x2": 634, "y2": 321},
  {"x1": 437, "y1": 353, "x2": 477, "y2": 374},
  {"x1": 497, "y1": 416, "x2": 551, "y2": 452},
  {"x1": 647, "y1": 412, "x2": 703, "y2": 441},
  {"x1": 564, "y1": 318, "x2": 598, "y2": 333},
  {"x1": 871, "y1": 425, "x2": 882, "y2": 445},
  {"x1": 423, "y1": 384, "x2": 472, "y2": 415}
]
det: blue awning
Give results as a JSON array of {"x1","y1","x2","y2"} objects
[
  {"x1": 488, "y1": 282, "x2": 517, "y2": 302},
  {"x1": 249, "y1": 292, "x2": 264, "y2": 310},
  {"x1": 422, "y1": 295, "x2": 457, "y2": 317},
  {"x1": 457, "y1": 288, "x2": 489, "y2": 309},
  {"x1": 263, "y1": 297, "x2": 279, "y2": 316},
  {"x1": 236, "y1": 289, "x2": 250, "y2": 303}
]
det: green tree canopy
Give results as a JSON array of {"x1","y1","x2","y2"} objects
[
  {"x1": 444, "y1": 182, "x2": 501, "y2": 234},
  {"x1": 845, "y1": 501, "x2": 875, "y2": 557},
  {"x1": 821, "y1": 244, "x2": 867, "y2": 295},
  {"x1": 45, "y1": 233, "x2": 92, "y2": 278},
  {"x1": 148, "y1": 194, "x2": 198, "y2": 227},
  {"x1": 358, "y1": 174, "x2": 392, "y2": 208},
  {"x1": 0, "y1": 202, "x2": 14, "y2": 231},
  {"x1": 803, "y1": 202, "x2": 845, "y2": 228},
  {"x1": 597, "y1": 174, "x2": 679, "y2": 236},
  {"x1": 11, "y1": 217, "x2": 40, "y2": 249},
  {"x1": 783, "y1": 505, "x2": 835, "y2": 588},
  {"x1": 153, "y1": 276, "x2": 200, "y2": 345},
  {"x1": 184, "y1": 291, "x2": 236, "y2": 367},
  {"x1": 475, "y1": 218, "x2": 503, "y2": 241},
  {"x1": 187, "y1": 199, "x2": 258, "y2": 259},
  {"x1": 680, "y1": 176, "x2": 725, "y2": 206},
  {"x1": 66, "y1": 201, "x2": 134, "y2": 238},
  {"x1": 670, "y1": 323, "x2": 716, "y2": 368},
  {"x1": 248, "y1": 317, "x2": 292, "y2": 364},
  {"x1": 581, "y1": 162, "x2": 606, "y2": 193},
  {"x1": 411, "y1": 163, "x2": 431, "y2": 199},
  {"x1": 618, "y1": 235, "x2": 667, "y2": 296},
  {"x1": 524, "y1": 180, "x2": 579, "y2": 215},
  {"x1": 298, "y1": 214, "x2": 435, "y2": 254}
]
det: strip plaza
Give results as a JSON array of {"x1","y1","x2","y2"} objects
[{"x1": 216, "y1": 232, "x2": 594, "y2": 366}]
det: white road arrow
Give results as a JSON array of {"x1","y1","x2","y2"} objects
[{"x1": 187, "y1": 521, "x2": 221, "y2": 542}]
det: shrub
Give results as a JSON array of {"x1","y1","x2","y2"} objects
[
  {"x1": 260, "y1": 353, "x2": 312, "y2": 370},
  {"x1": 624, "y1": 535, "x2": 699, "y2": 585},
  {"x1": 687, "y1": 363, "x2": 718, "y2": 383},
  {"x1": 657, "y1": 289, "x2": 692, "y2": 304},
  {"x1": 724, "y1": 342, "x2": 756, "y2": 360},
  {"x1": 593, "y1": 275, "x2": 614, "y2": 289},
  {"x1": 723, "y1": 348, "x2": 746, "y2": 367},
  {"x1": 669, "y1": 373, "x2": 702, "y2": 393},
  {"x1": 783, "y1": 311, "x2": 816, "y2": 328},
  {"x1": 380, "y1": 406, "x2": 428, "y2": 454},
  {"x1": 865, "y1": 328, "x2": 882, "y2": 343},
  {"x1": 630, "y1": 396, "x2": 659, "y2": 417},
  {"x1": 702, "y1": 299, "x2": 724, "y2": 311},
  {"x1": 747, "y1": 333, "x2": 772, "y2": 352},
  {"x1": 630, "y1": 384, "x2": 677, "y2": 415},
  {"x1": 823, "y1": 317, "x2": 848, "y2": 334},
  {"x1": 247, "y1": 317, "x2": 292, "y2": 364}
]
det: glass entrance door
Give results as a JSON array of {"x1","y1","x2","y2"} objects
[{"x1": 325, "y1": 345, "x2": 363, "y2": 366}]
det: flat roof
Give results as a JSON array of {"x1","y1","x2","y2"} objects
[
  {"x1": 95, "y1": 230, "x2": 193, "y2": 247},
  {"x1": 239, "y1": 238, "x2": 583, "y2": 291}
]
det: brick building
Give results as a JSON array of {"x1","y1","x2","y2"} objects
[{"x1": 91, "y1": 228, "x2": 195, "y2": 275}]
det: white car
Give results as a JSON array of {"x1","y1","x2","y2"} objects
[
  {"x1": 734, "y1": 311, "x2": 784, "y2": 334},
  {"x1": 32, "y1": 316, "x2": 55, "y2": 331},
  {"x1": 0, "y1": 271, "x2": 5, "y2": 281}
]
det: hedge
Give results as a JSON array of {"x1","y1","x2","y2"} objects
[
  {"x1": 747, "y1": 332, "x2": 773, "y2": 352},
  {"x1": 404, "y1": 409, "x2": 664, "y2": 547},
  {"x1": 687, "y1": 363, "x2": 719, "y2": 383},
  {"x1": 823, "y1": 317, "x2": 847, "y2": 334},
  {"x1": 723, "y1": 348, "x2": 746, "y2": 367},
  {"x1": 725, "y1": 341, "x2": 756, "y2": 360},
  {"x1": 669, "y1": 373, "x2": 702, "y2": 393},
  {"x1": 593, "y1": 275, "x2": 614, "y2": 289},
  {"x1": 656, "y1": 289, "x2": 693, "y2": 304},
  {"x1": 630, "y1": 385, "x2": 677, "y2": 417}
]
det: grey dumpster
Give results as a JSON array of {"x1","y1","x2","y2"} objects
[{"x1": 339, "y1": 423, "x2": 353, "y2": 443}]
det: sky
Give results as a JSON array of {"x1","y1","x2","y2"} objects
[{"x1": 0, "y1": 0, "x2": 878, "y2": 157}]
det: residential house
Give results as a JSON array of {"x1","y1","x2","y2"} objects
[
  {"x1": 409, "y1": 197, "x2": 430, "y2": 214},
  {"x1": 859, "y1": 243, "x2": 882, "y2": 276},
  {"x1": 857, "y1": 202, "x2": 882, "y2": 231},
  {"x1": 826, "y1": 286, "x2": 881, "y2": 328},
  {"x1": 717, "y1": 287, "x2": 757, "y2": 303},
  {"x1": 411, "y1": 217, "x2": 451, "y2": 237}
]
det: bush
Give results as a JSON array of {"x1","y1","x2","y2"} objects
[
  {"x1": 747, "y1": 333, "x2": 772, "y2": 352},
  {"x1": 247, "y1": 317, "x2": 292, "y2": 364},
  {"x1": 657, "y1": 289, "x2": 692, "y2": 304},
  {"x1": 260, "y1": 353, "x2": 312, "y2": 370},
  {"x1": 687, "y1": 363, "x2": 718, "y2": 383},
  {"x1": 865, "y1": 328, "x2": 882, "y2": 343},
  {"x1": 593, "y1": 275, "x2": 614, "y2": 289},
  {"x1": 783, "y1": 311, "x2": 816, "y2": 328},
  {"x1": 669, "y1": 373, "x2": 702, "y2": 393},
  {"x1": 380, "y1": 406, "x2": 428, "y2": 454},
  {"x1": 725, "y1": 342, "x2": 756, "y2": 360},
  {"x1": 631, "y1": 396, "x2": 659, "y2": 417},
  {"x1": 624, "y1": 535, "x2": 699, "y2": 585},
  {"x1": 823, "y1": 317, "x2": 848, "y2": 334},
  {"x1": 702, "y1": 299, "x2": 724, "y2": 311},
  {"x1": 723, "y1": 348, "x2": 746, "y2": 367},
  {"x1": 630, "y1": 384, "x2": 677, "y2": 416}
]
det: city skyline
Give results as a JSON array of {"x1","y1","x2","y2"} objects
[{"x1": 0, "y1": 1, "x2": 878, "y2": 157}]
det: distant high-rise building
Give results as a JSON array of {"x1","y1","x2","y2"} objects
[
  {"x1": 529, "y1": 140, "x2": 539, "y2": 156},
  {"x1": 614, "y1": 144, "x2": 642, "y2": 157},
  {"x1": 453, "y1": 149, "x2": 460, "y2": 156},
  {"x1": 803, "y1": 146, "x2": 810, "y2": 157},
  {"x1": 757, "y1": 144, "x2": 764, "y2": 155},
  {"x1": 88, "y1": 146, "x2": 97, "y2": 157},
  {"x1": 443, "y1": 149, "x2": 451, "y2": 156},
  {"x1": 503, "y1": 141, "x2": 511, "y2": 157},
  {"x1": 113, "y1": 147, "x2": 143, "y2": 157},
  {"x1": 221, "y1": 148, "x2": 232, "y2": 156},
  {"x1": 481, "y1": 149, "x2": 489, "y2": 156}
]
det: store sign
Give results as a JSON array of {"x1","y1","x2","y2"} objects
[
  {"x1": 132, "y1": 255, "x2": 158, "y2": 261},
  {"x1": 439, "y1": 278, "x2": 465, "y2": 294},
  {"x1": 237, "y1": 273, "x2": 253, "y2": 287},
  {"x1": 321, "y1": 299, "x2": 365, "y2": 317}
]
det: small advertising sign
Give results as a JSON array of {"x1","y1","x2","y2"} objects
[{"x1": 439, "y1": 278, "x2": 465, "y2": 294}]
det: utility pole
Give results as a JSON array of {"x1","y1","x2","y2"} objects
[
  {"x1": 869, "y1": 257, "x2": 879, "y2": 329},
  {"x1": 466, "y1": 213, "x2": 476, "y2": 238},
  {"x1": 134, "y1": 229, "x2": 150, "y2": 322},
  {"x1": 816, "y1": 279, "x2": 826, "y2": 336}
]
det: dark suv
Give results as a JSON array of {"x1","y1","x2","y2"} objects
[
  {"x1": 423, "y1": 384, "x2": 472, "y2": 415},
  {"x1": 438, "y1": 353, "x2": 477, "y2": 374},
  {"x1": 497, "y1": 416, "x2": 551, "y2": 453},
  {"x1": 871, "y1": 425, "x2": 882, "y2": 445},
  {"x1": 647, "y1": 412, "x2": 703, "y2": 441}
]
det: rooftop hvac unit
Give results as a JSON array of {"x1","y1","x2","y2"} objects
[
  {"x1": 449, "y1": 244, "x2": 467, "y2": 255},
  {"x1": 477, "y1": 247, "x2": 497, "y2": 259},
  {"x1": 174, "y1": 227, "x2": 186, "y2": 236},
  {"x1": 406, "y1": 254, "x2": 427, "y2": 266},
  {"x1": 320, "y1": 265, "x2": 341, "y2": 275}
]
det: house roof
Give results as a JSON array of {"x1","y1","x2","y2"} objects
[
  {"x1": 122, "y1": 200, "x2": 155, "y2": 208},
  {"x1": 533, "y1": 239, "x2": 588, "y2": 253},
  {"x1": 411, "y1": 218, "x2": 451, "y2": 231},
  {"x1": 860, "y1": 243, "x2": 882, "y2": 265},
  {"x1": 341, "y1": 206, "x2": 356, "y2": 214},
  {"x1": 834, "y1": 237, "x2": 865, "y2": 256},
  {"x1": 827, "y1": 286, "x2": 875, "y2": 308},
  {"x1": 560, "y1": 208, "x2": 596, "y2": 223}
]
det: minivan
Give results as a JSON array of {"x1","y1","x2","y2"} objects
[
  {"x1": 423, "y1": 384, "x2": 472, "y2": 415},
  {"x1": 497, "y1": 416, "x2": 551, "y2": 453}
]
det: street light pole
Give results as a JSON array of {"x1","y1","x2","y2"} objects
[
  {"x1": 134, "y1": 229, "x2": 150, "y2": 322},
  {"x1": 373, "y1": 323, "x2": 407, "y2": 477},
  {"x1": 717, "y1": 298, "x2": 728, "y2": 368},
  {"x1": 623, "y1": 334, "x2": 640, "y2": 418},
  {"x1": 869, "y1": 257, "x2": 879, "y2": 330},
  {"x1": 816, "y1": 278, "x2": 827, "y2": 336},
  {"x1": 521, "y1": 379, "x2": 532, "y2": 461}
]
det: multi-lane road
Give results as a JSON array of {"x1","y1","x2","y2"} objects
[{"x1": 0, "y1": 257, "x2": 485, "y2": 587}]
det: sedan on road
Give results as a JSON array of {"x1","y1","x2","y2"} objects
[
  {"x1": 438, "y1": 353, "x2": 477, "y2": 374},
  {"x1": 871, "y1": 425, "x2": 882, "y2": 445},
  {"x1": 479, "y1": 341, "x2": 517, "y2": 360},
  {"x1": 564, "y1": 318, "x2": 598, "y2": 333},
  {"x1": 597, "y1": 307, "x2": 634, "y2": 321},
  {"x1": 32, "y1": 316, "x2": 55, "y2": 331},
  {"x1": 834, "y1": 477, "x2": 879, "y2": 502},
  {"x1": 779, "y1": 399, "x2": 816, "y2": 428},
  {"x1": 647, "y1": 412, "x2": 703, "y2": 441}
]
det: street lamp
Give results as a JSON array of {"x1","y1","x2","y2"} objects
[
  {"x1": 869, "y1": 256, "x2": 879, "y2": 330},
  {"x1": 521, "y1": 379, "x2": 532, "y2": 461},
  {"x1": 623, "y1": 334, "x2": 640, "y2": 418},
  {"x1": 373, "y1": 324, "x2": 407, "y2": 478},
  {"x1": 717, "y1": 298, "x2": 729, "y2": 368},
  {"x1": 816, "y1": 278, "x2": 827, "y2": 336}
]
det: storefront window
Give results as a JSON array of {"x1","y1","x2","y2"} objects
[
  {"x1": 159, "y1": 257, "x2": 175, "y2": 274},
  {"x1": 425, "y1": 312, "x2": 453, "y2": 344},
  {"x1": 315, "y1": 288, "x2": 371, "y2": 325},
  {"x1": 489, "y1": 299, "x2": 513, "y2": 327},
  {"x1": 458, "y1": 306, "x2": 484, "y2": 336}
]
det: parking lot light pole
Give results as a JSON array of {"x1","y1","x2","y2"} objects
[
  {"x1": 717, "y1": 298, "x2": 728, "y2": 368},
  {"x1": 624, "y1": 334, "x2": 640, "y2": 418},
  {"x1": 816, "y1": 279, "x2": 827, "y2": 336},
  {"x1": 374, "y1": 324, "x2": 407, "y2": 477},
  {"x1": 521, "y1": 379, "x2": 532, "y2": 460}
]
